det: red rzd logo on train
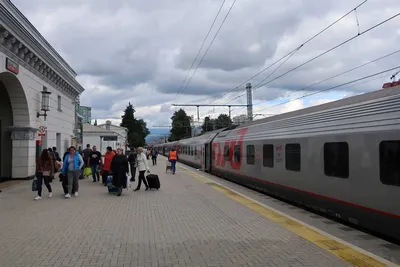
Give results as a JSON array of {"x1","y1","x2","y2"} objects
[{"x1": 213, "y1": 128, "x2": 248, "y2": 169}]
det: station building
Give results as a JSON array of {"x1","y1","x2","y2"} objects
[
  {"x1": 0, "y1": 0, "x2": 84, "y2": 180},
  {"x1": 82, "y1": 121, "x2": 128, "y2": 154}
]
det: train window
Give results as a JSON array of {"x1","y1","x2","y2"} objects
[
  {"x1": 224, "y1": 145, "x2": 230, "y2": 161},
  {"x1": 324, "y1": 142, "x2": 349, "y2": 179},
  {"x1": 246, "y1": 145, "x2": 255, "y2": 165},
  {"x1": 234, "y1": 145, "x2": 241, "y2": 162},
  {"x1": 380, "y1": 141, "x2": 400, "y2": 187},
  {"x1": 285, "y1": 143, "x2": 301, "y2": 171},
  {"x1": 195, "y1": 147, "x2": 197, "y2": 156},
  {"x1": 263, "y1": 144, "x2": 274, "y2": 168},
  {"x1": 191, "y1": 147, "x2": 194, "y2": 156}
]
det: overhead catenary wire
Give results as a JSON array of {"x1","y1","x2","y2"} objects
[
  {"x1": 177, "y1": 0, "x2": 238, "y2": 100},
  {"x1": 228, "y1": 10, "x2": 400, "y2": 103},
  {"x1": 224, "y1": 46, "x2": 303, "y2": 104},
  {"x1": 227, "y1": 71, "x2": 392, "y2": 116},
  {"x1": 204, "y1": 72, "x2": 391, "y2": 119},
  {"x1": 249, "y1": 48, "x2": 400, "y2": 108},
  {"x1": 253, "y1": 65, "x2": 400, "y2": 113},
  {"x1": 253, "y1": 12, "x2": 400, "y2": 91},
  {"x1": 175, "y1": 0, "x2": 226, "y2": 100},
  {"x1": 211, "y1": 0, "x2": 369, "y2": 105}
]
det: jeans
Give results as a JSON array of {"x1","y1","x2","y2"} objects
[
  {"x1": 152, "y1": 156, "x2": 157, "y2": 165},
  {"x1": 67, "y1": 170, "x2": 80, "y2": 194},
  {"x1": 170, "y1": 160, "x2": 177, "y2": 173},
  {"x1": 91, "y1": 164, "x2": 100, "y2": 182},
  {"x1": 37, "y1": 173, "x2": 52, "y2": 197}
]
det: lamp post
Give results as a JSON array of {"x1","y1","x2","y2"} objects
[{"x1": 37, "y1": 86, "x2": 51, "y2": 121}]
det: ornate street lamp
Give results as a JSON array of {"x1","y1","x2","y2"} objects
[{"x1": 37, "y1": 86, "x2": 52, "y2": 121}]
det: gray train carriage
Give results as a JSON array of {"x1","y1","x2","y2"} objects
[
  {"x1": 210, "y1": 86, "x2": 400, "y2": 240},
  {"x1": 175, "y1": 129, "x2": 225, "y2": 170},
  {"x1": 160, "y1": 141, "x2": 178, "y2": 156}
]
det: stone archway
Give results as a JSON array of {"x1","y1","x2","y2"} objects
[{"x1": 0, "y1": 71, "x2": 34, "y2": 180}]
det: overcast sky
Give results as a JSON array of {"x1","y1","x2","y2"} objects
[{"x1": 11, "y1": 0, "x2": 400, "y2": 133}]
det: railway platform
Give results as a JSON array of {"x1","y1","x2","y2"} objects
[{"x1": 0, "y1": 157, "x2": 398, "y2": 267}]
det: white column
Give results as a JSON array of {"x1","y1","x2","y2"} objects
[{"x1": 9, "y1": 127, "x2": 37, "y2": 179}]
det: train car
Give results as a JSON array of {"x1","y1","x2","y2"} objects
[
  {"x1": 170, "y1": 86, "x2": 400, "y2": 240},
  {"x1": 175, "y1": 129, "x2": 227, "y2": 169}
]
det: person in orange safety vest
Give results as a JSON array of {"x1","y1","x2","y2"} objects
[{"x1": 168, "y1": 147, "x2": 178, "y2": 174}]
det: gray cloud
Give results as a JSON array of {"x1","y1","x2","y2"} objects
[{"x1": 12, "y1": 0, "x2": 400, "y2": 128}]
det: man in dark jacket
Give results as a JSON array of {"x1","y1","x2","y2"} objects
[
  {"x1": 52, "y1": 147, "x2": 61, "y2": 162},
  {"x1": 128, "y1": 148, "x2": 137, "y2": 182},
  {"x1": 150, "y1": 148, "x2": 158, "y2": 166}
]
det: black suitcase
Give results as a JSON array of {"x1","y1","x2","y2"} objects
[{"x1": 146, "y1": 174, "x2": 160, "y2": 190}]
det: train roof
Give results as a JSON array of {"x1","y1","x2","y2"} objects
[
  {"x1": 211, "y1": 85, "x2": 400, "y2": 140},
  {"x1": 241, "y1": 85, "x2": 400, "y2": 128}
]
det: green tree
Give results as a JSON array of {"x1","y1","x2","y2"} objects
[
  {"x1": 168, "y1": 109, "x2": 192, "y2": 141},
  {"x1": 215, "y1": 114, "x2": 232, "y2": 129},
  {"x1": 120, "y1": 102, "x2": 150, "y2": 148},
  {"x1": 201, "y1": 116, "x2": 214, "y2": 133}
]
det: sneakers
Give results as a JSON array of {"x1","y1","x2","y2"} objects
[
  {"x1": 35, "y1": 193, "x2": 52, "y2": 200},
  {"x1": 65, "y1": 193, "x2": 71, "y2": 198},
  {"x1": 74, "y1": 192, "x2": 79, "y2": 197}
]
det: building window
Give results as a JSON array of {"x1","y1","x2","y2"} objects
[
  {"x1": 56, "y1": 133, "x2": 61, "y2": 152},
  {"x1": 324, "y1": 142, "x2": 349, "y2": 179},
  {"x1": 224, "y1": 145, "x2": 230, "y2": 161},
  {"x1": 285, "y1": 143, "x2": 301, "y2": 171},
  {"x1": 263, "y1": 144, "x2": 274, "y2": 168},
  {"x1": 234, "y1": 145, "x2": 241, "y2": 162},
  {"x1": 380, "y1": 141, "x2": 400, "y2": 187},
  {"x1": 57, "y1": 95, "x2": 62, "y2": 111},
  {"x1": 246, "y1": 145, "x2": 255, "y2": 165}
]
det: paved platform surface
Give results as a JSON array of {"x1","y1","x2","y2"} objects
[
  {"x1": 177, "y1": 160, "x2": 400, "y2": 266},
  {"x1": 0, "y1": 157, "x2": 368, "y2": 267}
]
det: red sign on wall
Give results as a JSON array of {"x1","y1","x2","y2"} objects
[{"x1": 6, "y1": 57, "x2": 19, "y2": 75}]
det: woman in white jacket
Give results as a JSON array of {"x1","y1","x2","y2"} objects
[{"x1": 134, "y1": 147, "x2": 150, "y2": 191}]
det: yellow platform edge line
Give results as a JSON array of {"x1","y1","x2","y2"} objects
[{"x1": 177, "y1": 165, "x2": 399, "y2": 267}]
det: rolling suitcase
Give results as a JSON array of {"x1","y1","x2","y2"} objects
[
  {"x1": 106, "y1": 175, "x2": 120, "y2": 195},
  {"x1": 146, "y1": 174, "x2": 160, "y2": 190}
]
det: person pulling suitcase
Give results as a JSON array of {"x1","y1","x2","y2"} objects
[{"x1": 134, "y1": 147, "x2": 150, "y2": 191}]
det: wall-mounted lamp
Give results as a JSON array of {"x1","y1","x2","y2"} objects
[{"x1": 37, "y1": 86, "x2": 52, "y2": 121}]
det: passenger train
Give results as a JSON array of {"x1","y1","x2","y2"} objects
[{"x1": 154, "y1": 86, "x2": 400, "y2": 241}]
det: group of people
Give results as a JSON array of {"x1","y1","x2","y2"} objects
[{"x1": 33, "y1": 144, "x2": 161, "y2": 199}]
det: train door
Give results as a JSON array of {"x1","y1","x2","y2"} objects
[
  {"x1": 204, "y1": 143, "x2": 212, "y2": 172},
  {"x1": 201, "y1": 145, "x2": 205, "y2": 170}
]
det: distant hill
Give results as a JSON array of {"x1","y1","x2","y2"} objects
[
  {"x1": 148, "y1": 128, "x2": 170, "y2": 135},
  {"x1": 145, "y1": 128, "x2": 170, "y2": 143}
]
